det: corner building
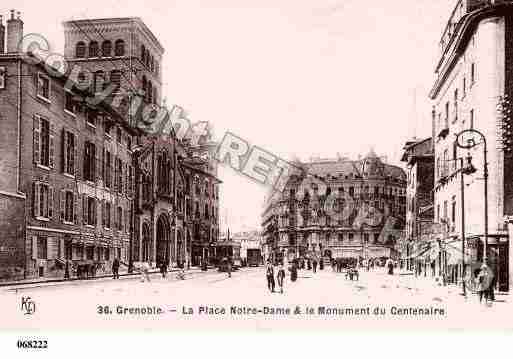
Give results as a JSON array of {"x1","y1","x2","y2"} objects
[{"x1": 262, "y1": 152, "x2": 406, "y2": 264}]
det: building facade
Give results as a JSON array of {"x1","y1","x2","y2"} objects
[
  {"x1": 401, "y1": 138, "x2": 436, "y2": 275},
  {"x1": 429, "y1": 0, "x2": 513, "y2": 291},
  {"x1": 0, "y1": 12, "x2": 137, "y2": 281},
  {"x1": 0, "y1": 13, "x2": 221, "y2": 281},
  {"x1": 262, "y1": 152, "x2": 406, "y2": 264}
]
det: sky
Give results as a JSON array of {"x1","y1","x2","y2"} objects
[{"x1": 3, "y1": 0, "x2": 456, "y2": 232}]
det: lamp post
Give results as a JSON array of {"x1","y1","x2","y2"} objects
[{"x1": 455, "y1": 129, "x2": 488, "y2": 265}]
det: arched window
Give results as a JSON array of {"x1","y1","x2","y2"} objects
[
  {"x1": 110, "y1": 70, "x2": 122, "y2": 92},
  {"x1": 114, "y1": 39, "x2": 125, "y2": 56},
  {"x1": 141, "y1": 45, "x2": 146, "y2": 63},
  {"x1": 76, "y1": 42, "x2": 86, "y2": 58},
  {"x1": 89, "y1": 41, "x2": 99, "y2": 58},
  {"x1": 145, "y1": 49, "x2": 150, "y2": 67},
  {"x1": 101, "y1": 41, "x2": 112, "y2": 57}
]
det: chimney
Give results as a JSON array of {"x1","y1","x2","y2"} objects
[
  {"x1": 0, "y1": 15, "x2": 5, "y2": 54},
  {"x1": 6, "y1": 10, "x2": 23, "y2": 53}
]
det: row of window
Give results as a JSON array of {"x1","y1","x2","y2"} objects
[
  {"x1": 437, "y1": 63, "x2": 476, "y2": 132},
  {"x1": 75, "y1": 40, "x2": 126, "y2": 59},
  {"x1": 33, "y1": 181, "x2": 130, "y2": 232},
  {"x1": 34, "y1": 116, "x2": 134, "y2": 193}
]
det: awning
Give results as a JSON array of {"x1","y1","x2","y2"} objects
[{"x1": 445, "y1": 241, "x2": 472, "y2": 265}]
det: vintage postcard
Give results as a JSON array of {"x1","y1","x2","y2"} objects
[{"x1": 0, "y1": 0, "x2": 512, "y2": 350}]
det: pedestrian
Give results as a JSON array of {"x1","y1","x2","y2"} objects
[
  {"x1": 112, "y1": 257, "x2": 120, "y2": 280},
  {"x1": 227, "y1": 258, "x2": 232, "y2": 278},
  {"x1": 312, "y1": 259, "x2": 318, "y2": 273},
  {"x1": 331, "y1": 259, "x2": 336, "y2": 272},
  {"x1": 477, "y1": 264, "x2": 494, "y2": 304},
  {"x1": 266, "y1": 261, "x2": 275, "y2": 292},
  {"x1": 307, "y1": 259, "x2": 312, "y2": 270},
  {"x1": 160, "y1": 260, "x2": 168, "y2": 278},
  {"x1": 140, "y1": 262, "x2": 151, "y2": 282},
  {"x1": 64, "y1": 260, "x2": 70, "y2": 280},
  {"x1": 277, "y1": 264, "x2": 286, "y2": 294},
  {"x1": 386, "y1": 258, "x2": 394, "y2": 275},
  {"x1": 289, "y1": 261, "x2": 298, "y2": 282}
]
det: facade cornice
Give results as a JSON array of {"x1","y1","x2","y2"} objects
[{"x1": 430, "y1": 4, "x2": 513, "y2": 99}]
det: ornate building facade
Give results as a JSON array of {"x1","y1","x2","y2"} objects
[{"x1": 262, "y1": 152, "x2": 406, "y2": 263}]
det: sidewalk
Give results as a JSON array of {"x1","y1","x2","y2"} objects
[
  {"x1": 385, "y1": 268, "x2": 509, "y2": 306},
  {"x1": 0, "y1": 266, "x2": 214, "y2": 292}
]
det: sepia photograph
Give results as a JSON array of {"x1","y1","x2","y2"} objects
[{"x1": 0, "y1": 0, "x2": 512, "y2": 356}]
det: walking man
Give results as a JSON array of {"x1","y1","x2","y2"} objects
[
  {"x1": 266, "y1": 261, "x2": 275, "y2": 292},
  {"x1": 312, "y1": 259, "x2": 318, "y2": 273},
  {"x1": 227, "y1": 257, "x2": 232, "y2": 278},
  {"x1": 112, "y1": 257, "x2": 120, "y2": 280},
  {"x1": 160, "y1": 260, "x2": 168, "y2": 279},
  {"x1": 277, "y1": 264, "x2": 286, "y2": 294}
]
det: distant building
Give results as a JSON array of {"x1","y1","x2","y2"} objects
[
  {"x1": 401, "y1": 138, "x2": 435, "y2": 273},
  {"x1": 262, "y1": 151, "x2": 406, "y2": 263}
]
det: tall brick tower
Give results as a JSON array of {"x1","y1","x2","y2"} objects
[{"x1": 62, "y1": 17, "x2": 164, "y2": 111}]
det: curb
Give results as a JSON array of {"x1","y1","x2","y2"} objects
[{"x1": 0, "y1": 267, "x2": 213, "y2": 290}]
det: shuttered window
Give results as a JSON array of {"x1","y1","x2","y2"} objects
[
  {"x1": 36, "y1": 73, "x2": 50, "y2": 101},
  {"x1": 33, "y1": 116, "x2": 54, "y2": 168},
  {"x1": 62, "y1": 130, "x2": 76, "y2": 175},
  {"x1": 33, "y1": 182, "x2": 53, "y2": 219},
  {"x1": 83, "y1": 141, "x2": 96, "y2": 182}
]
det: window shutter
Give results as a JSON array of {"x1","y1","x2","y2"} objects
[
  {"x1": 47, "y1": 237, "x2": 53, "y2": 260},
  {"x1": 32, "y1": 236, "x2": 38, "y2": 260},
  {"x1": 120, "y1": 161, "x2": 124, "y2": 193},
  {"x1": 101, "y1": 200, "x2": 105, "y2": 227},
  {"x1": 102, "y1": 148, "x2": 106, "y2": 181},
  {"x1": 49, "y1": 123, "x2": 55, "y2": 168},
  {"x1": 33, "y1": 116, "x2": 40, "y2": 165},
  {"x1": 111, "y1": 203, "x2": 114, "y2": 231},
  {"x1": 96, "y1": 146, "x2": 102, "y2": 182},
  {"x1": 74, "y1": 135, "x2": 79, "y2": 178},
  {"x1": 48, "y1": 186, "x2": 54, "y2": 218},
  {"x1": 94, "y1": 199, "x2": 99, "y2": 226},
  {"x1": 113, "y1": 156, "x2": 118, "y2": 191},
  {"x1": 60, "y1": 189, "x2": 65, "y2": 222},
  {"x1": 33, "y1": 182, "x2": 40, "y2": 217},
  {"x1": 59, "y1": 238, "x2": 65, "y2": 260},
  {"x1": 62, "y1": 129, "x2": 67, "y2": 173},
  {"x1": 83, "y1": 195, "x2": 87, "y2": 224},
  {"x1": 73, "y1": 192, "x2": 78, "y2": 224}
]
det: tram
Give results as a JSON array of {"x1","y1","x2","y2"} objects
[{"x1": 214, "y1": 241, "x2": 242, "y2": 270}]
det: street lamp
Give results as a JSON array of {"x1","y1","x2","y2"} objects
[{"x1": 455, "y1": 129, "x2": 489, "y2": 266}]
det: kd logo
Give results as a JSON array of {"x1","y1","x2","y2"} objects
[{"x1": 21, "y1": 296, "x2": 36, "y2": 315}]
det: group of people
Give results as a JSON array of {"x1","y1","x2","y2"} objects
[{"x1": 266, "y1": 260, "x2": 298, "y2": 294}]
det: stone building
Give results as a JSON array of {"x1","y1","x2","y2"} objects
[
  {"x1": 401, "y1": 138, "x2": 435, "y2": 274},
  {"x1": 262, "y1": 151, "x2": 406, "y2": 264},
  {"x1": 180, "y1": 135, "x2": 221, "y2": 267},
  {"x1": 0, "y1": 11, "x2": 137, "y2": 281},
  {"x1": 0, "y1": 13, "x2": 221, "y2": 281},
  {"x1": 429, "y1": 0, "x2": 513, "y2": 291}
]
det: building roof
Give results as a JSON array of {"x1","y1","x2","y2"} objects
[{"x1": 62, "y1": 17, "x2": 165, "y2": 54}]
